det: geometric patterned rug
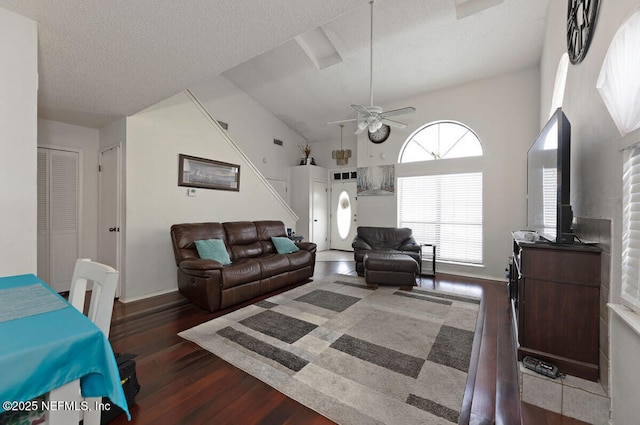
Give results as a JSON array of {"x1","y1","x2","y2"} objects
[{"x1": 179, "y1": 274, "x2": 481, "y2": 424}]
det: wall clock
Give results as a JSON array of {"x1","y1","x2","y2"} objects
[
  {"x1": 567, "y1": 0, "x2": 600, "y2": 65},
  {"x1": 368, "y1": 124, "x2": 391, "y2": 144}
]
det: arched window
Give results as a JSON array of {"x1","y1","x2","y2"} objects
[
  {"x1": 397, "y1": 121, "x2": 483, "y2": 265},
  {"x1": 550, "y1": 53, "x2": 569, "y2": 118},
  {"x1": 399, "y1": 121, "x2": 483, "y2": 162}
]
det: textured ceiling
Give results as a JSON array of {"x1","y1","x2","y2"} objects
[
  {"x1": 1, "y1": 0, "x2": 549, "y2": 142},
  {"x1": 0, "y1": 0, "x2": 365, "y2": 128},
  {"x1": 224, "y1": 0, "x2": 550, "y2": 142}
]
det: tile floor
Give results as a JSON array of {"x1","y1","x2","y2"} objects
[{"x1": 519, "y1": 363, "x2": 610, "y2": 424}]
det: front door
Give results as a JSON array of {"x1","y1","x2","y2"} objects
[{"x1": 330, "y1": 181, "x2": 357, "y2": 251}]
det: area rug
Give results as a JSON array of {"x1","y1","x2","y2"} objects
[{"x1": 179, "y1": 274, "x2": 481, "y2": 424}]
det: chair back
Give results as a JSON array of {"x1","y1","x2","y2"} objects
[{"x1": 68, "y1": 258, "x2": 119, "y2": 336}]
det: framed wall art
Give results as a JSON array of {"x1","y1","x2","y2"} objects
[
  {"x1": 178, "y1": 154, "x2": 240, "y2": 191},
  {"x1": 356, "y1": 165, "x2": 395, "y2": 196}
]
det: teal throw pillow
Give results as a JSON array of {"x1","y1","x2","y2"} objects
[
  {"x1": 271, "y1": 236, "x2": 300, "y2": 254},
  {"x1": 194, "y1": 239, "x2": 231, "y2": 265}
]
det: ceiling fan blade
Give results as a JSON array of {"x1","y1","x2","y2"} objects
[
  {"x1": 381, "y1": 118, "x2": 408, "y2": 129},
  {"x1": 380, "y1": 107, "x2": 416, "y2": 118},
  {"x1": 351, "y1": 104, "x2": 371, "y2": 116},
  {"x1": 327, "y1": 118, "x2": 357, "y2": 125},
  {"x1": 354, "y1": 120, "x2": 368, "y2": 134}
]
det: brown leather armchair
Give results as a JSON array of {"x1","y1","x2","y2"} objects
[{"x1": 352, "y1": 226, "x2": 421, "y2": 276}]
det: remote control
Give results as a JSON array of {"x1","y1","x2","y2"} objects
[{"x1": 523, "y1": 356, "x2": 559, "y2": 379}]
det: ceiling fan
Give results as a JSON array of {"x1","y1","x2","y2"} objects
[{"x1": 328, "y1": 0, "x2": 415, "y2": 143}]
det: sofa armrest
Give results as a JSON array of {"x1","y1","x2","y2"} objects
[
  {"x1": 352, "y1": 236, "x2": 372, "y2": 251},
  {"x1": 296, "y1": 241, "x2": 317, "y2": 254},
  {"x1": 178, "y1": 258, "x2": 224, "y2": 272},
  {"x1": 399, "y1": 237, "x2": 421, "y2": 253}
]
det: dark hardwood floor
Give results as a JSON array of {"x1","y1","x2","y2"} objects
[{"x1": 107, "y1": 258, "x2": 588, "y2": 425}]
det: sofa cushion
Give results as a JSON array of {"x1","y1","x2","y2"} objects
[
  {"x1": 271, "y1": 237, "x2": 300, "y2": 254},
  {"x1": 230, "y1": 243, "x2": 263, "y2": 260},
  {"x1": 220, "y1": 259, "x2": 261, "y2": 289},
  {"x1": 255, "y1": 220, "x2": 287, "y2": 239},
  {"x1": 224, "y1": 221, "x2": 258, "y2": 245},
  {"x1": 357, "y1": 226, "x2": 414, "y2": 250},
  {"x1": 224, "y1": 221, "x2": 264, "y2": 260},
  {"x1": 171, "y1": 222, "x2": 226, "y2": 264},
  {"x1": 254, "y1": 254, "x2": 291, "y2": 278},
  {"x1": 256, "y1": 220, "x2": 288, "y2": 254},
  {"x1": 194, "y1": 239, "x2": 232, "y2": 265}
]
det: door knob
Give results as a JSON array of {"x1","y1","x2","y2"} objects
[{"x1": 108, "y1": 227, "x2": 119, "y2": 232}]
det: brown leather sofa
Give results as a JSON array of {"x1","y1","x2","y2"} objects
[
  {"x1": 352, "y1": 226, "x2": 421, "y2": 276},
  {"x1": 170, "y1": 220, "x2": 317, "y2": 312}
]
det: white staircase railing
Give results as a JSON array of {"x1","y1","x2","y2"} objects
[{"x1": 184, "y1": 88, "x2": 298, "y2": 221}]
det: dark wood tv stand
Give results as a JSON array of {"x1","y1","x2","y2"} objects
[{"x1": 508, "y1": 235, "x2": 601, "y2": 381}]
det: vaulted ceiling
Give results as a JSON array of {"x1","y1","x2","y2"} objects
[{"x1": 1, "y1": 0, "x2": 549, "y2": 142}]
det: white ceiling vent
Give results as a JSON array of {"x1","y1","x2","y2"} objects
[{"x1": 295, "y1": 26, "x2": 342, "y2": 70}]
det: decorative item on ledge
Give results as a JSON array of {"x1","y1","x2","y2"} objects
[
  {"x1": 332, "y1": 124, "x2": 352, "y2": 166},
  {"x1": 299, "y1": 142, "x2": 312, "y2": 165}
]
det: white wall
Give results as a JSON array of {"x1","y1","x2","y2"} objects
[
  {"x1": 38, "y1": 119, "x2": 100, "y2": 261},
  {"x1": 542, "y1": 0, "x2": 632, "y2": 303},
  {"x1": 541, "y1": 2, "x2": 640, "y2": 423},
  {"x1": 344, "y1": 67, "x2": 540, "y2": 281},
  {"x1": 0, "y1": 9, "x2": 37, "y2": 275},
  {"x1": 189, "y1": 75, "x2": 307, "y2": 200},
  {"x1": 124, "y1": 91, "x2": 298, "y2": 301},
  {"x1": 310, "y1": 132, "x2": 358, "y2": 170},
  {"x1": 99, "y1": 118, "x2": 126, "y2": 150}
]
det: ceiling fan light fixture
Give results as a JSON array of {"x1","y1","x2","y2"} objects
[{"x1": 369, "y1": 120, "x2": 383, "y2": 133}]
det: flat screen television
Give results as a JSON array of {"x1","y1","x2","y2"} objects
[{"x1": 526, "y1": 108, "x2": 574, "y2": 244}]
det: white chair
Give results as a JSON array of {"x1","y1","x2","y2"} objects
[
  {"x1": 48, "y1": 258, "x2": 119, "y2": 425},
  {"x1": 68, "y1": 258, "x2": 119, "y2": 336}
]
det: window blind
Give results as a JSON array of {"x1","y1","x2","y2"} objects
[
  {"x1": 398, "y1": 173, "x2": 483, "y2": 265},
  {"x1": 622, "y1": 147, "x2": 640, "y2": 312}
]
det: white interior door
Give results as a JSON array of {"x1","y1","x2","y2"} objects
[
  {"x1": 98, "y1": 145, "x2": 122, "y2": 296},
  {"x1": 37, "y1": 147, "x2": 80, "y2": 292},
  {"x1": 312, "y1": 180, "x2": 328, "y2": 250},
  {"x1": 330, "y1": 181, "x2": 357, "y2": 251}
]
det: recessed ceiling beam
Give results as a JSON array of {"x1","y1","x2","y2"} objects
[
  {"x1": 295, "y1": 26, "x2": 342, "y2": 69},
  {"x1": 455, "y1": 0, "x2": 504, "y2": 20}
]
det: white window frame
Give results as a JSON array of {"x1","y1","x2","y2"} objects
[
  {"x1": 622, "y1": 143, "x2": 640, "y2": 313},
  {"x1": 550, "y1": 53, "x2": 569, "y2": 119},
  {"x1": 397, "y1": 121, "x2": 484, "y2": 267}
]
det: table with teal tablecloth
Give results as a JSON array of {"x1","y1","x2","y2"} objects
[{"x1": 0, "y1": 274, "x2": 130, "y2": 420}]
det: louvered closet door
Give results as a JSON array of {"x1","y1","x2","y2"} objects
[
  {"x1": 37, "y1": 148, "x2": 80, "y2": 292},
  {"x1": 37, "y1": 150, "x2": 50, "y2": 283}
]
